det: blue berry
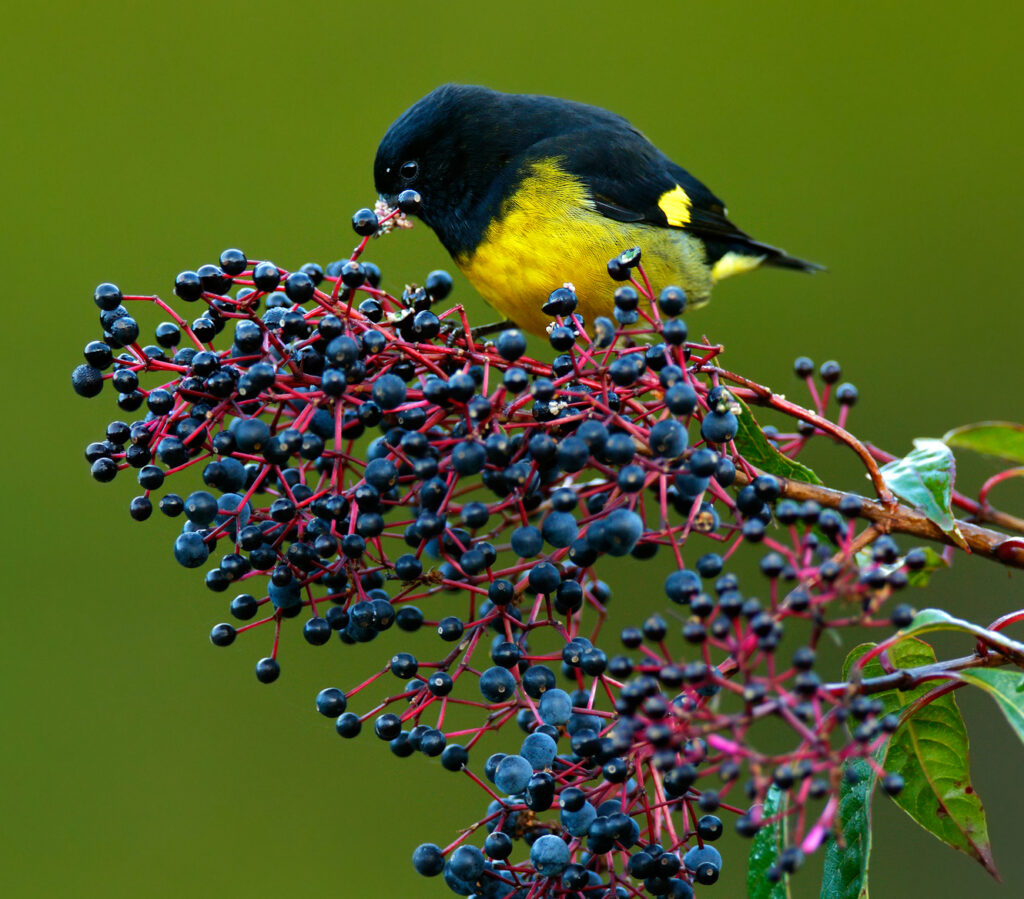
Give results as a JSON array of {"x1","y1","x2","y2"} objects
[
  {"x1": 315, "y1": 687, "x2": 347, "y2": 717},
  {"x1": 303, "y1": 617, "x2": 332, "y2": 645},
  {"x1": 539, "y1": 688, "x2": 572, "y2": 726},
  {"x1": 557, "y1": 436, "x2": 589, "y2": 472},
  {"x1": 392, "y1": 606, "x2": 422, "y2": 633},
  {"x1": 255, "y1": 657, "x2": 280, "y2": 683},
  {"x1": 520, "y1": 731, "x2": 558, "y2": 770},
  {"x1": 268, "y1": 578, "x2": 302, "y2": 611},
  {"x1": 701, "y1": 411, "x2": 738, "y2": 444},
  {"x1": 664, "y1": 383, "x2": 697, "y2": 416},
  {"x1": 442, "y1": 865, "x2": 476, "y2": 896},
  {"x1": 128, "y1": 496, "x2": 152, "y2": 521},
  {"x1": 364, "y1": 458, "x2": 398, "y2": 490},
  {"x1": 511, "y1": 525, "x2": 543, "y2": 558},
  {"x1": 372, "y1": 373, "x2": 407, "y2": 409},
  {"x1": 683, "y1": 844, "x2": 722, "y2": 885},
  {"x1": 531, "y1": 834, "x2": 570, "y2": 876},
  {"x1": 233, "y1": 418, "x2": 271, "y2": 453},
  {"x1": 494, "y1": 754, "x2": 533, "y2": 795},
  {"x1": 479, "y1": 666, "x2": 517, "y2": 702},
  {"x1": 665, "y1": 569, "x2": 701, "y2": 604},
  {"x1": 697, "y1": 814, "x2": 723, "y2": 840},
  {"x1": 649, "y1": 419, "x2": 688, "y2": 458},
  {"x1": 335, "y1": 712, "x2": 361, "y2": 738},
  {"x1": 496, "y1": 329, "x2": 527, "y2": 361},
  {"x1": 484, "y1": 832, "x2": 513, "y2": 860},
  {"x1": 522, "y1": 666, "x2": 556, "y2": 699},
  {"x1": 412, "y1": 843, "x2": 445, "y2": 877},
  {"x1": 448, "y1": 845, "x2": 485, "y2": 882},
  {"x1": 93, "y1": 282, "x2": 124, "y2": 310},
  {"x1": 374, "y1": 713, "x2": 402, "y2": 740},
  {"x1": 451, "y1": 440, "x2": 486, "y2": 475},
  {"x1": 184, "y1": 490, "x2": 218, "y2": 525},
  {"x1": 423, "y1": 268, "x2": 453, "y2": 300},
  {"x1": 173, "y1": 532, "x2": 208, "y2": 568},
  {"x1": 662, "y1": 318, "x2": 688, "y2": 345},
  {"x1": 352, "y1": 208, "x2": 379, "y2": 236},
  {"x1": 90, "y1": 457, "x2": 118, "y2": 482},
  {"x1": 542, "y1": 511, "x2": 578, "y2": 548},
  {"x1": 71, "y1": 364, "x2": 104, "y2": 397},
  {"x1": 427, "y1": 672, "x2": 453, "y2": 696},
  {"x1": 543, "y1": 286, "x2": 577, "y2": 315},
  {"x1": 441, "y1": 744, "x2": 469, "y2": 771},
  {"x1": 658, "y1": 285, "x2": 687, "y2": 316},
  {"x1": 560, "y1": 801, "x2": 597, "y2": 837},
  {"x1": 394, "y1": 554, "x2": 422, "y2": 581},
  {"x1": 527, "y1": 562, "x2": 561, "y2": 594},
  {"x1": 196, "y1": 264, "x2": 232, "y2": 295},
  {"x1": 174, "y1": 270, "x2": 204, "y2": 301},
  {"x1": 602, "y1": 508, "x2": 644, "y2": 556},
  {"x1": 437, "y1": 616, "x2": 464, "y2": 641},
  {"x1": 675, "y1": 471, "x2": 709, "y2": 499},
  {"x1": 484, "y1": 753, "x2": 506, "y2": 784},
  {"x1": 602, "y1": 433, "x2": 636, "y2": 465},
  {"x1": 209, "y1": 623, "x2": 235, "y2": 646}
]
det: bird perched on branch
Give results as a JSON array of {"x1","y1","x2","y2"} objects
[{"x1": 375, "y1": 84, "x2": 820, "y2": 336}]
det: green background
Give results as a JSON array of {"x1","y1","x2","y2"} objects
[{"x1": 3, "y1": 1, "x2": 1022, "y2": 896}]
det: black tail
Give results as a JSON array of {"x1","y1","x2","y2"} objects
[
  {"x1": 736, "y1": 235, "x2": 824, "y2": 273},
  {"x1": 704, "y1": 236, "x2": 825, "y2": 277},
  {"x1": 762, "y1": 246, "x2": 825, "y2": 273}
]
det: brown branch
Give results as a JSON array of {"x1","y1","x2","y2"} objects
[
  {"x1": 707, "y1": 366, "x2": 896, "y2": 505},
  {"x1": 864, "y1": 442, "x2": 1024, "y2": 535},
  {"x1": 828, "y1": 651, "x2": 1019, "y2": 697},
  {"x1": 733, "y1": 470, "x2": 1024, "y2": 570},
  {"x1": 708, "y1": 366, "x2": 1024, "y2": 538}
]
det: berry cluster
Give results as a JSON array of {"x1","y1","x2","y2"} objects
[{"x1": 74, "y1": 208, "x2": 922, "y2": 897}]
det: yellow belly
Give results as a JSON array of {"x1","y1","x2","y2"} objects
[{"x1": 455, "y1": 159, "x2": 717, "y2": 336}]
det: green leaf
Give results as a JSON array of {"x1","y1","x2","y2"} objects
[
  {"x1": 842, "y1": 643, "x2": 877, "y2": 680},
  {"x1": 905, "y1": 547, "x2": 950, "y2": 588},
  {"x1": 748, "y1": 784, "x2": 789, "y2": 899},
  {"x1": 899, "y1": 608, "x2": 1024, "y2": 661},
  {"x1": 844, "y1": 638, "x2": 997, "y2": 877},
  {"x1": 820, "y1": 757, "x2": 874, "y2": 899},
  {"x1": 942, "y1": 421, "x2": 1024, "y2": 465},
  {"x1": 959, "y1": 668, "x2": 1024, "y2": 747},
  {"x1": 880, "y1": 439, "x2": 967, "y2": 549},
  {"x1": 732, "y1": 395, "x2": 823, "y2": 485}
]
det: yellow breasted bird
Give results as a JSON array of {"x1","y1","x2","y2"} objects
[{"x1": 374, "y1": 84, "x2": 820, "y2": 336}]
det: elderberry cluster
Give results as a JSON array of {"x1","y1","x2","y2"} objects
[{"x1": 73, "y1": 218, "x2": 917, "y2": 897}]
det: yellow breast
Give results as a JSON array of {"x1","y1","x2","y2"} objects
[{"x1": 455, "y1": 159, "x2": 715, "y2": 336}]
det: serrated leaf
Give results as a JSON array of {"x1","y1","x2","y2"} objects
[
  {"x1": 900, "y1": 608, "x2": 1024, "y2": 661},
  {"x1": 820, "y1": 757, "x2": 874, "y2": 899},
  {"x1": 732, "y1": 395, "x2": 823, "y2": 485},
  {"x1": 942, "y1": 421, "x2": 1024, "y2": 465},
  {"x1": 843, "y1": 638, "x2": 997, "y2": 877},
  {"x1": 748, "y1": 784, "x2": 789, "y2": 899},
  {"x1": 880, "y1": 439, "x2": 967, "y2": 549},
  {"x1": 842, "y1": 643, "x2": 877, "y2": 680},
  {"x1": 959, "y1": 668, "x2": 1024, "y2": 747}
]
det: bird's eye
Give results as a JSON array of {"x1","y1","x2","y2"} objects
[{"x1": 400, "y1": 160, "x2": 418, "y2": 181}]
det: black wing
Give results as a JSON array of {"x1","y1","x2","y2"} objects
[{"x1": 521, "y1": 129, "x2": 821, "y2": 271}]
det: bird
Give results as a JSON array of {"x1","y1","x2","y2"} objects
[{"x1": 374, "y1": 84, "x2": 820, "y2": 336}]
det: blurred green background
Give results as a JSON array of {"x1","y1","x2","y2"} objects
[{"x1": 3, "y1": 1, "x2": 1023, "y2": 896}]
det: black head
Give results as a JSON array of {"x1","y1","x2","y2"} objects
[{"x1": 374, "y1": 84, "x2": 630, "y2": 255}]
